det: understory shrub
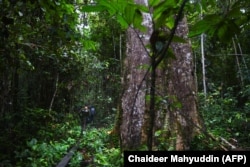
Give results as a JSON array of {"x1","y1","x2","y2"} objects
[{"x1": 196, "y1": 88, "x2": 250, "y2": 149}]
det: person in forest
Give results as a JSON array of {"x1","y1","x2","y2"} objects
[
  {"x1": 88, "y1": 105, "x2": 95, "y2": 124},
  {"x1": 79, "y1": 105, "x2": 90, "y2": 130}
]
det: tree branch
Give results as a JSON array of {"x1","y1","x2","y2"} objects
[{"x1": 155, "y1": 0, "x2": 189, "y2": 68}]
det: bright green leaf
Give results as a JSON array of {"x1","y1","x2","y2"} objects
[
  {"x1": 153, "y1": 0, "x2": 177, "y2": 20},
  {"x1": 149, "y1": 0, "x2": 161, "y2": 7},
  {"x1": 154, "y1": 10, "x2": 170, "y2": 29},
  {"x1": 117, "y1": 15, "x2": 129, "y2": 29},
  {"x1": 154, "y1": 130, "x2": 162, "y2": 137},
  {"x1": 124, "y1": 4, "x2": 136, "y2": 24},
  {"x1": 166, "y1": 16, "x2": 175, "y2": 29},
  {"x1": 189, "y1": 14, "x2": 222, "y2": 37},
  {"x1": 99, "y1": 0, "x2": 118, "y2": 15},
  {"x1": 133, "y1": 9, "x2": 146, "y2": 32}
]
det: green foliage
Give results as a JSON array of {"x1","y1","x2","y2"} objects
[
  {"x1": 189, "y1": 14, "x2": 241, "y2": 41},
  {"x1": 154, "y1": 129, "x2": 176, "y2": 151},
  {"x1": 188, "y1": 0, "x2": 250, "y2": 149},
  {"x1": 150, "y1": 0, "x2": 179, "y2": 29},
  {"x1": 188, "y1": 0, "x2": 250, "y2": 42},
  {"x1": 12, "y1": 112, "x2": 81, "y2": 166},
  {"x1": 197, "y1": 87, "x2": 250, "y2": 148},
  {"x1": 189, "y1": 14, "x2": 221, "y2": 37},
  {"x1": 0, "y1": 2, "x2": 122, "y2": 162},
  {"x1": 0, "y1": 0, "x2": 96, "y2": 114},
  {"x1": 95, "y1": 148, "x2": 122, "y2": 166},
  {"x1": 15, "y1": 138, "x2": 72, "y2": 167},
  {"x1": 190, "y1": 133, "x2": 221, "y2": 150},
  {"x1": 82, "y1": 0, "x2": 147, "y2": 31},
  {"x1": 12, "y1": 120, "x2": 122, "y2": 166},
  {"x1": 0, "y1": 110, "x2": 81, "y2": 166},
  {"x1": 79, "y1": 127, "x2": 122, "y2": 166}
]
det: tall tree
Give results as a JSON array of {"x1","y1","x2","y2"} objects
[
  {"x1": 119, "y1": 0, "x2": 203, "y2": 150},
  {"x1": 120, "y1": 0, "x2": 152, "y2": 149},
  {"x1": 82, "y1": 0, "x2": 217, "y2": 150},
  {"x1": 165, "y1": 16, "x2": 202, "y2": 150}
]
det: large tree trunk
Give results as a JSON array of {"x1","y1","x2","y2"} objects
[
  {"x1": 120, "y1": 1, "x2": 203, "y2": 151},
  {"x1": 120, "y1": 27, "x2": 150, "y2": 150},
  {"x1": 165, "y1": 17, "x2": 202, "y2": 150},
  {"x1": 120, "y1": 0, "x2": 152, "y2": 150}
]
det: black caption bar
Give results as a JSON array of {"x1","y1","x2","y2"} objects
[{"x1": 124, "y1": 151, "x2": 250, "y2": 167}]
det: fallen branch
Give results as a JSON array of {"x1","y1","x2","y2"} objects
[
  {"x1": 204, "y1": 132, "x2": 228, "y2": 151},
  {"x1": 219, "y1": 137, "x2": 237, "y2": 150},
  {"x1": 56, "y1": 141, "x2": 80, "y2": 167},
  {"x1": 205, "y1": 132, "x2": 239, "y2": 151}
]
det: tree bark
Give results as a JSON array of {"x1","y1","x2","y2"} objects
[
  {"x1": 166, "y1": 17, "x2": 202, "y2": 150},
  {"x1": 120, "y1": 27, "x2": 150, "y2": 150},
  {"x1": 49, "y1": 73, "x2": 59, "y2": 113},
  {"x1": 120, "y1": 0, "x2": 152, "y2": 150},
  {"x1": 120, "y1": 1, "x2": 203, "y2": 151}
]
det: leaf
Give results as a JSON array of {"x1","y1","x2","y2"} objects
[
  {"x1": 81, "y1": 5, "x2": 106, "y2": 12},
  {"x1": 153, "y1": 0, "x2": 177, "y2": 20},
  {"x1": 124, "y1": 4, "x2": 136, "y2": 24},
  {"x1": 153, "y1": 0, "x2": 178, "y2": 29},
  {"x1": 145, "y1": 95, "x2": 151, "y2": 102},
  {"x1": 166, "y1": 49, "x2": 175, "y2": 60},
  {"x1": 64, "y1": 4, "x2": 74, "y2": 14},
  {"x1": 137, "y1": 64, "x2": 150, "y2": 70},
  {"x1": 27, "y1": 138, "x2": 38, "y2": 147},
  {"x1": 154, "y1": 10, "x2": 171, "y2": 29},
  {"x1": 136, "y1": 3, "x2": 149, "y2": 13},
  {"x1": 217, "y1": 23, "x2": 228, "y2": 41},
  {"x1": 172, "y1": 35, "x2": 187, "y2": 43},
  {"x1": 117, "y1": 15, "x2": 129, "y2": 29},
  {"x1": 99, "y1": 0, "x2": 121, "y2": 15},
  {"x1": 227, "y1": 7, "x2": 242, "y2": 19},
  {"x1": 188, "y1": 14, "x2": 222, "y2": 38},
  {"x1": 82, "y1": 40, "x2": 97, "y2": 50},
  {"x1": 217, "y1": 20, "x2": 240, "y2": 42},
  {"x1": 201, "y1": 0, "x2": 216, "y2": 12},
  {"x1": 189, "y1": 22, "x2": 209, "y2": 37},
  {"x1": 154, "y1": 130, "x2": 162, "y2": 137},
  {"x1": 166, "y1": 16, "x2": 175, "y2": 29},
  {"x1": 133, "y1": 9, "x2": 146, "y2": 32},
  {"x1": 149, "y1": 0, "x2": 161, "y2": 7},
  {"x1": 173, "y1": 101, "x2": 182, "y2": 109}
]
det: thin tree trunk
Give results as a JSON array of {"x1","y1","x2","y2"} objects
[
  {"x1": 12, "y1": 58, "x2": 20, "y2": 113},
  {"x1": 119, "y1": 34, "x2": 123, "y2": 74},
  {"x1": 232, "y1": 38, "x2": 244, "y2": 87},
  {"x1": 49, "y1": 73, "x2": 59, "y2": 113},
  {"x1": 201, "y1": 33, "x2": 207, "y2": 97},
  {"x1": 199, "y1": 3, "x2": 207, "y2": 98},
  {"x1": 235, "y1": 35, "x2": 249, "y2": 78}
]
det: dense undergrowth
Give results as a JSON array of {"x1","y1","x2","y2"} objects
[
  {"x1": 0, "y1": 87, "x2": 249, "y2": 166},
  {"x1": 12, "y1": 126, "x2": 121, "y2": 167},
  {"x1": 0, "y1": 108, "x2": 122, "y2": 167},
  {"x1": 191, "y1": 87, "x2": 250, "y2": 150}
]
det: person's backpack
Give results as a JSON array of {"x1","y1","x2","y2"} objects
[{"x1": 90, "y1": 106, "x2": 95, "y2": 116}]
